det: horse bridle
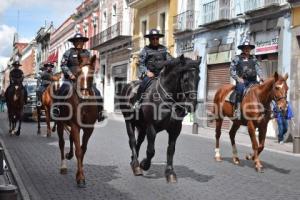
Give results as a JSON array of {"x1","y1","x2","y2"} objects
[{"x1": 155, "y1": 68, "x2": 198, "y2": 111}]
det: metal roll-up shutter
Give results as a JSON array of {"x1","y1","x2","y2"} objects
[{"x1": 206, "y1": 63, "x2": 231, "y2": 129}]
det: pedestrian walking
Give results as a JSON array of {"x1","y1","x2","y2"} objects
[
  {"x1": 272, "y1": 101, "x2": 294, "y2": 144},
  {"x1": 0, "y1": 89, "x2": 5, "y2": 112}
]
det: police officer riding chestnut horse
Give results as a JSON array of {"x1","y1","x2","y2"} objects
[{"x1": 212, "y1": 40, "x2": 289, "y2": 172}]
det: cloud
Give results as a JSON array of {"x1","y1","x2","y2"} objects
[
  {"x1": 0, "y1": 24, "x2": 16, "y2": 58},
  {"x1": 0, "y1": 56, "x2": 9, "y2": 70},
  {"x1": 0, "y1": 0, "x2": 78, "y2": 16}
]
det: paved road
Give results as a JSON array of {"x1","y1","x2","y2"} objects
[{"x1": 0, "y1": 112, "x2": 300, "y2": 200}]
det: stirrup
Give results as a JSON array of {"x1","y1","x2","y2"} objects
[
  {"x1": 51, "y1": 106, "x2": 60, "y2": 117},
  {"x1": 37, "y1": 101, "x2": 42, "y2": 107}
]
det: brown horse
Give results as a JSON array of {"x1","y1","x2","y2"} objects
[
  {"x1": 5, "y1": 82, "x2": 26, "y2": 136},
  {"x1": 212, "y1": 72, "x2": 288, "y2": 172},
  {"x1": 37, "y1": 72, "x2": 62, "y2": 137},
  {"x1": 55, "y1": 55, "x2": 98, "y2": 187}
]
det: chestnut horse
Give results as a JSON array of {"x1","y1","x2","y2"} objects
[
  {"x1": 37, "y1": 72, "x2": 62, "y2": 137},
  {"x1": 5, "y1": 81, "x2": 26, "y2": 136},
  {"x1": 212, "y1": 72, "x2": 288, "y2": 172},
  {"x1": 55, "y1": 55, "x2": 98, "y2": 187},
  {"x1": 120, "y1": 55, "x2": 201, "y2": 183}
]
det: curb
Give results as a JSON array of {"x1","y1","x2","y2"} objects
[{"x1": 0, "y1": 138, "x2": 31, "y2": 200}]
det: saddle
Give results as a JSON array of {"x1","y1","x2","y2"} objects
[{"x1": 225, "y1": 82, "x2": 258, "y2": 104}]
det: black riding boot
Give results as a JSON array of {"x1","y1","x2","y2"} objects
[
  {"x1": 234, "y1": 93, "x2": 242, "y2": 119},
  {"x1": 36, "y1": 91, "x2": 42, "y2": 107}
]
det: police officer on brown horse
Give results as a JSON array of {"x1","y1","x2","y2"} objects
[
  {"x1": 52, "y1": 33, "x2": 105, "y2": 121},
  {"x1": 230, "y1": 40, "x2": 264, "y2": 119},
  {"x1": 134, "y1": 29, "x2": 172, "y2": 108},
  {"x1": 36, "y1": 62, "x2": 54, "y2": 107}
]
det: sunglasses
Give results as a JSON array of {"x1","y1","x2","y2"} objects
[{"x1": 150, "y1": 37, "x2": 160, "y2": 41}]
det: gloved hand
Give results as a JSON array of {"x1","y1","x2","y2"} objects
[{"x1": 237, "y1": 77, "x2": 244, "y2": 83}]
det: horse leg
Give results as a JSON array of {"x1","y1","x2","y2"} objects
[
  {"x1": 15, "y1": 114, "x2": 22, "y2": 136},
  {"x1": 72, "y1": 125, "x2": 85, "y2": 187},
  {"x1": 136, "y1": 125, "x2": 147, "y2": 158},
  {"x1": 140, "y1": 125, "x2": 156, "y2": 171},
  {"x1": 215, "y1": 119, "x2": 223, "y2": 161},
  {"x1": 45, "y1": 107, "x2": 51, "y2": 137},
  {"x1": 37, "y1": 106, "x2": 41, "y2": 135},
  {"x1": 256, "y1": 125, "x2": 267, "y2": 170},
  {"x1": 165, "y1": 126, "x2": 181, "y2": 183},
  {"x1": 81, "y1": 128, "x2": 93, "y2": 163},
  {"x1": 125, "y1": 120, "x2": 142, "y2": 176},
  {"x1": 246, "y1": 121, "x2": 263, "y2": 173},
  {"x1": 52, "y1": 122, "x2": 57, "y2": 132},
  {"x1": 229, "y1": 122, "x2": 241, "y2": 165},
  {"x1": 57, "y1": 122, "x2": 67, "y2": 174},
  {"x1": 65, "y1": 134, "x2": 74, "y2": 160}
]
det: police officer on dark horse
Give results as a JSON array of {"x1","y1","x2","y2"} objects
[
  {"x1": 5, "y1": 59, "x2": 28, "y2": 135},
  {"x1": 120, "y1": 29, "x2": 201, "y2": 183}
]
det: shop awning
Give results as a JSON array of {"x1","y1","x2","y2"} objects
[{"x1": 47, "y1": 51, "x2": 58, "y2": 63}]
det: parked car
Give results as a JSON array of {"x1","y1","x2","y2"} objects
[{"x1": 23, "y1": 78, "x2": 39, "y2": 120}]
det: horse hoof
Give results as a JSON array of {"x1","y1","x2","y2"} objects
[
  {"x1": 256, "y1": 167, "x2": 264, "y2": 173},
  {"x1": 132, "y1": 166, "x2": 143, "y2": 176},
  {"x1": 232, "y1": 157, "x2": 240, "y2": 165},
  {"x1": 60, "y1": 168, "x2": 67, "y2": 174},
  {"x1": 46, "y1": 133, "x2": 51, "y2": 138},
  {"x1": 215, "y1": 156, "x2": 223, "y2": 162},
  {"x1": 37, "y1": 131, "x2": 41, "y2": 135},
  {"x1": 166, "y1": 174, "x2": 177, "y2": 183},
  {"x1": 65, "y1": 153, "x2": 74, "y2": 160},
  {"x1": 140, "y1": 159, "x2": 151, "y2": 171},
  {"x1": 77, "y1": 179, "x2": 86, "y2": 188},
  {"x1": 245, "y1": 154, "x2": 253, "y2": 160},
  {"x1": 52, "y1": 127, "x2": 56, "y2": 132},
  {"x1": 15, "y1": 131, "x2": 20, "y2": 136}
]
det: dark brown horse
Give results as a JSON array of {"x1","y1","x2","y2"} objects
[
  {"x1": 5, "y1": 81, "x2": 26, "y2": 136},
  {"x1": 37, "y1": 72, "x2": 62, "y2": 137},
  {"x1": 212, "y1": 72, "x2": 288, "y2": 172},
  {"x1": 55, "y1": 55, "x2": 98, "y2": 187},
  {"x1": 120, "y1": 55, "x2": 201, "y2": 183}
]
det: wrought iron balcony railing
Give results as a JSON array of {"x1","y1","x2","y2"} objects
[{"x1": 173, "y1": 10, "x2": 199, "y2": 33}]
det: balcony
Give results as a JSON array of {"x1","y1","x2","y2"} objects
[
  {"x1": 173, "y1": 10, "x2": 199, "y2": 33},
  {"x1": 128, "y1": 0, "x2": 156, "y2": 9},
  {"x1": 90, "y1": 22, "x2": 130, "y2": 49},
  {"x1": 201, "y1": 0, "x2": 231, "y2": 28},
  {"x1": 245, "y1": 0, "x2": 285, "y2": 14}
]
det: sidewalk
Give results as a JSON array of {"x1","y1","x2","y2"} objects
[{"x1": 110, "y1": 112, "x2": 299, "y2": 157}]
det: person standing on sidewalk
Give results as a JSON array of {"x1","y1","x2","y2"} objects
[
  {"x1": 0, "y1": 89, "x2": 5, "y2": 112},
  {"x1": 272, "y1": 101, "x2": 294, "y2": 144}
]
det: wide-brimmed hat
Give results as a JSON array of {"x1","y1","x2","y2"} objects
[
  {"x1": 12, "y1": 61, "x2": 22, "y2": 67},
  {"x1": 238, "y1": 40, "x2": 255, "y2": 50},
  {"x1": 44, "y1": 62, "x2": 54, "y2": 68},
  {"x1": 68, "y1": 33, "x2": 89, "y2": 43},
  {"x1": 144, "y1": 29, "x2": 164, "y2": 38}
]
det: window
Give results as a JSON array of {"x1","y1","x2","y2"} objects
[
  {"x1": 112, "y1": 4, "x2": 117, "y2": 16},
  {"x1": 142, "y1": 20, "x2": 147, "y2": 46},
  {"x1": 159, "y1": 13, "x2": 166, "y2": 45}
]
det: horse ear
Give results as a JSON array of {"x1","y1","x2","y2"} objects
[
  {"x1": 283, "y1": 73, "x2": 289, "y2": 81},
  {"x1": 274, "y1": 71, "x2": 279, "y2": 81}
]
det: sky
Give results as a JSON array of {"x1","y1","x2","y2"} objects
[{"x1": 0, "y1": 0, "x2": 82, "y2": 70}]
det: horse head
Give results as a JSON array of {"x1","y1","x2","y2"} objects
[
  {"x1": 76, "y1": 54, "x2": 97, "y2": 97},
  {"x1": 271, "y1": 72, "x2": 289, "y2": 112},
  {"x1": 160, "y1": 55, "x2": 201, "y2": 112}
]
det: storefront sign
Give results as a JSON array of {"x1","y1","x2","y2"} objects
[
  {"x1": 207, "y1": 51, "x2": 232, "y2": 65},
  {"x1": 255, "y1": 30, "x2": 279, "y2": 55}
]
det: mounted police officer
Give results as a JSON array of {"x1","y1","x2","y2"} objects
[
  {"x1": 8, "y1": 60, "x2": 28, "y2": 104},
  {"x1": 52, "y1": 33, "x2": 105, "y2": 122},
  {"x1": 134, "y1": 29, "x2": 172, "y2": 107},
  {"x1": 230, "y1": 40, "x2": 264, "y2": 119},
  {"x1": 36, "y1": 62, "x2": 54, "y2": 106}
]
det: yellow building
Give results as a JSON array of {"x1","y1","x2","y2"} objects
[{"x1": 128, "y1": 0, "x2": 177, "y2": 80}]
